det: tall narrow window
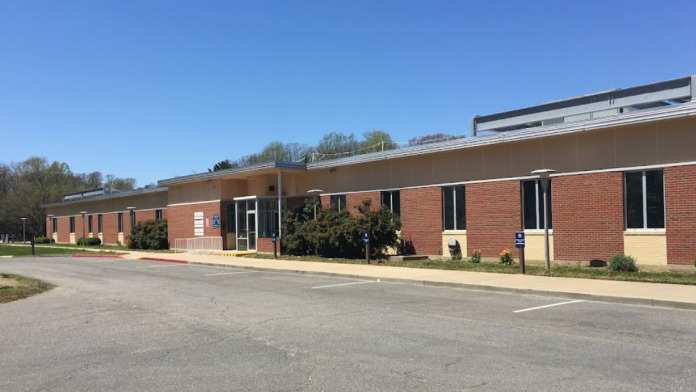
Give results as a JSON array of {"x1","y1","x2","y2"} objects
[
  {"x1": 87, "y1": 215, "x2": 93, "y2": 233},
  {"x1": 129, "y1": 210, "x2": 136, "y2": 228},
  {"x1": 442, "y1": 185, "x2": 466, "y2": 230},
  {"x1": 330, "y1": 194, "x2": 347, "y2": 212},
  {"x1": 155, "y1": 209, "x2": 163, "y2": 221},
  {"x1": 380, "y1": 190, "x2": 401, "y2": 218},
  {"x1": 117, "y1": 213, "x2": 123, "y2": 233},
  {"x1": 69, "y1": 217, "x2": 75, "y2": 233},
  {"x1": 97, "y1": 214, "x2": 103, "y2": 233},
  {"x1": 625, "y1": 170, "x2": 664, "y2": 229},
  {"x1": 521, "y1": 180, "x2": 552, "y2": 230},
  {"x1": 52, "y1": 217, "x2": 58, "y2": 234}
]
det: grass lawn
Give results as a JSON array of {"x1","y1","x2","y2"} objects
[
  {"x1": 32, "y1": 243, "x2": 177, "y2": 253},
  {"x1": 0, "y1": 273, "x2": 53, "y2": 303},
  {"x1": 0, "y1": 244, "x2": 122, "y2": 257},
  {"x1": 249, "y1": 253, "x2": 696, "y2": 286}
]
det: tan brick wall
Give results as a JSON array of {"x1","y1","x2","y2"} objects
[
  {"x1": 466, "y1": 180, "x2": 521, "y2": 258},
  {"x1": 167, "y1": 202, "x2": 222, "y2": 245},
  {"x1": 553, "y1": 172, "x2": 624, "y2": 262},
  {"x1": 665, "y1": 165, "x2": 696, "y2": 265},
  {"x1": 400, "y1": 187, "x2": 442, "y2": 255}
]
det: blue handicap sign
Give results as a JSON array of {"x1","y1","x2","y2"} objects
[
  {"x1": 362, "y1": 232, "x2": 369, "y2": 244},
  {"x1": 515, "y1": 231, "x2": 525, "y2": 248},
  {"x1": 211, "y1": 215, "x2": 221, "y2": 229}
]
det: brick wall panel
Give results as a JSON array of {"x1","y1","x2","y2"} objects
[
  {"x1": 466, "y1": 181, "x2": 522, "y2": 258},
  {"x1": 346, "y1": 192, "x2": 380, "y2": 214},
  {"x1": 553, "y1": 172, "x2": 624, "y2": 262},
  {"x1": 57, "y1": 216, "x2": 69, "y2": 243},
  {"x1": 167, "y1": 202, "x2": 222, "y2": 245},
  {"x1": 666, "y1": 165, "x2": 696, "y2": 265},
  {"x1": 102, "y1": 213, "x2": 118, "y2": 245},
  {"x1": 400, "y1": 187, "x2": 442, "y2": 255}
]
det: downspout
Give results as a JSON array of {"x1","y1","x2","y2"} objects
[{"x1": 277, "y1": 171, "x2": 282, "y2": 240}]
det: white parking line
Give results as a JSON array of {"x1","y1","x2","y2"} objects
[
  {"x1": 311, "y1": 280, "x2": 379, "y2": 290},
  {"x1": 514, "y1": 299, "x2": 586, "y2": 313},
  {"x1": 204, "y1": 271, "x2": 252, "y2": 277}
]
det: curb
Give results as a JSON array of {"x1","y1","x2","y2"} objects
[
  {"x1": 72, "y1": 253, "x2": 123, "y2": 258},
  {"x1": 139, "y1": 257, "x2": 189, "y2": 264},
  {"x1": 186, "y1": 260, "x2": 696, "y2": 311}
]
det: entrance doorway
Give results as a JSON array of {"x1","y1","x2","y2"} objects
[{"x1": 236, "y1": 198, "x2": 257, "y2": 251}]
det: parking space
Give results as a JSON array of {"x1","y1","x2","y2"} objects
[{"x1": 1, "y1": 256, "x2": 695, "y2": 391}]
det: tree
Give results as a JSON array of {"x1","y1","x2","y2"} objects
[
  {"x1": 105, "y1": 174, "x2": 136, "y2": 192},
  {"x1": 360, "y1": 130, "x2": 397, "y2": 153},
  {"x1": 209, "y1": 159, "x2": 237, "y2": 172}
]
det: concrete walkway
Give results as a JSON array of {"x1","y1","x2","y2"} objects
[{"x1": 118, "y1": 251, "x2": 696, "y2": 309}]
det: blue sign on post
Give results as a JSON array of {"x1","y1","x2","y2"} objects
[
  {"x1": 515, "y1": 231, "x2": 525, "y2": 248},
  {"x1": 362, "y1": 232, "x2": 369, "y2": 244},
  {"x1": 211, "y1": 215, "x2": 221, "y2": 229}
]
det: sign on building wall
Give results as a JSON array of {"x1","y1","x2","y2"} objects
[
  {"x1": 194, "y1": 211, "x2": 204, "y2": 236},
  {"x1": 212, "y1": 215, "x2": 220, "y2": 229}
]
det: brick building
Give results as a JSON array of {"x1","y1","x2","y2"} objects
[{"x1": 44, "y1": 76, "x2": 696, "y2": 266}]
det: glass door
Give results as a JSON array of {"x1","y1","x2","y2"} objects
[
  {"x1": 246, "y1": 199, "x2": 256, "y2": 251},
  {"x1": 236, "y1": 198, "x2": 257, "y2": 251}
]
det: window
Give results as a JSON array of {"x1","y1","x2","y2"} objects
[
  {"x1": 442, "y1": 185, "x2": 466, "y2": 230},
  {"x1": 87, "y1": 215, "x2": 93, "y2": 233},
  {"x1": 330, "y1": 194, "x2": 347, "y2": 212},
  {"x1": 625, "y1": 170, "x2": 664, "y2": 229},
  {"x1": 52, "y1": 217, "x2": 58, "y2": 234},
  {"x1": 258, "y1": 199, "x2": 279, "y2": 237},
  {"x1": 521, "y1": 180, "x2": 553, "y2": 230},
  {"x1": 97, "y1": 214, "x2": 103, "y2": 233},
  {"x1": 380, "y1": 190, "x2": 401, "y2": 218},
  {"x1": 129, "y1": 210, "x2": 136, "y2": 227},
  {"x1": 155, "y1": 209, "x2": 163, "y2": 221},
  {"x1": 117, "y1": 213, "x2": 123, "y2": 233},
  {"x1": 69, "y1": 217, "x2": 75, "y2": 233}
]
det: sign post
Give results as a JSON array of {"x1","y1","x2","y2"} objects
[
  {"x1": 272, "y1": 233, "x2": 277, "y2": 259},
  {"x1": 362, "y1": 232, "x2": 370, "y2": 264},
  {"x1": 515, "y1": 231, "x2": 526, "y2": 274}
]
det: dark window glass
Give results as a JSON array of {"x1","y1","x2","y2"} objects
[
  {"x1": 130, "y1": 210, "x2": 136, "y2": 227},
  {"x1": 97, "y1": 214, "x2": 103, "y2": 233},
  {"x1": 645, "y1": 170, "x2": 664, "y2": 228},
  {"x1": 155, "y1": 209, "x2": 163, "y2": 221},
  {"x1": 330, "y1": 195, "x2": 346, "y2": 212},
  {"x1": 545, "y1": 183, "x2": 553, "y2": 230},
  {"x1": 455, "y1": 186, "x2": 465, "y2": 230},
  {"x1": 69, "y1": 217, "x2": 75, "y2": 233},
  {"x1": 381, "y1": 190, "x2": 401, "y2": 218},
  {"x1": 88, "y1": 215, "x2": 93, "y2": 233},
  {"x1": 442, "y1": 187, "x2": 454, "y2": 230},
  {"x1": 225, "y1": 204, "x2": 236, "y2": 233},
  {"x1": 258, "y1": 199, "x2": 279, "y2": 238},
  {"x1": 522, "y1": 180, "x2": 553, "y2": 230},
  {"x1": 52, "y1": 218, "x2": 58, "y2": 233},
  {"x1": 117, "y1": 213, "x2": 123, "y2": 233},
  {"x1": 625, "y1": 172, "x2": 644, "y2": 229}
]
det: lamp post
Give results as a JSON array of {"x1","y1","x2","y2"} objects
[
  {"x1": 531, "y1": 169, "x2": 556, "y2": 272},
  {"x1": 20, "y1": 217, "x2": 27, "y2": 243},
  {"x1": 306, "y1": 189, "x2": 325, "y2": 219}
]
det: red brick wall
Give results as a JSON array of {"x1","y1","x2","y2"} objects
[
  {"x1": 257, "y1": 237, "x2": 278, "y2": 253},
  {"x1": 74, "y1": 215, "x2": 85, "y2": 241},
  {"x1": 320, "y1": 195, "x2": 330, "y2": 209},
  {"x1": 347, "y1": 192, "x2": 380, "y2": 214},
  {"x1": 167, "y1": 202, "x2": 222, "y2": 245},
  {"x1": 553, "y1": 172, "x2": 624, "y2": 262},
  {"x1": 57, "y1": 216, "x2": 69, "y2": 243},
  {"x1": 102, "y1": 213, "x2": 118, "y2": 245},
  {"x1": 466, "y1": 181, "x2": 521, "y2": 258},
  {"x1": 400, "y1": 187, "x2": 442, "y2": 255},
  {"x1": 665, "y1": 165, "x2": 696, "y2": 265}
]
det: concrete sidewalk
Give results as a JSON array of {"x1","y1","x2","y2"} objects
[{"x1": 122, "y1": 251, "x2": 696, "y2": 308}]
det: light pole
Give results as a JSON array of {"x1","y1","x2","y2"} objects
[
  {"x1": 20, "y1": 217, "x2": 27, "y2": 243},
  {"x1": 531, "y1": 169, "x2": 555, "y2": 272},
  {"x1": 306, "y1": 189, "x2": 324, "y2": 219}
]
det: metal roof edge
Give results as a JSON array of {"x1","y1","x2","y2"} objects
[
  {"x1": 307, "y1": 102, "x2": 696, "y2": 170},
  {"x1": 42, "y1": 186, "x2": 169, "y2": 208},
  {"x1": 157, "y1": 161, "x2": 307, "y2": 186}
]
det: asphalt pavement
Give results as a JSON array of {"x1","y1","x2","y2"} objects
[{"x1": 1, "y1": 256, "x2": 695, "y2": 391}]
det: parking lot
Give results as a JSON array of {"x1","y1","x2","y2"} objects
[{"x1": 1, "y1": 256, "x2": 695, "y2": 391}]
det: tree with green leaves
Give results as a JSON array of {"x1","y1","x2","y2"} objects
[{"x1": 360, "y1": 130, "x2": 397, "y2": 153}]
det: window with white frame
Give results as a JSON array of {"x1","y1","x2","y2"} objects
[
  {"x1": 87, "y1": 215, "x2": 93, "y2": 233},
  {"x1": 330, "y1": 194, "x2": 346, "y2": 212},
  {"x1": 52, "y1": 217, "x2": 58, "y2": 234},
  {"x1": 521, "y1": 180, "x2": 553, "y2": 230},
  {"x1": 380, "y1": 190, "x2": 400, "y2": 218},
  {"x1": 442, "y1": 185, "x2": 465, "y2": 230},
  {"x1": 155, "y1": 209, "x2": 163, "y2": 221},
  {"x1": 625, "y1": 170, "x2": 664, "y2": 229},
  {"x1": 117, "y1": 213, "x2": 123, "y2": 233}
]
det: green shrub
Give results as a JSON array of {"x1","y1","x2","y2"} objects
[
  {"x1": 76, "y1": 237, "x2": 101, "y2": 246},
  {"x1": 608, "y1": 253, "x2": 638, "y2": 272},
  {"x1": 129, "y1": 220, "x2": 168, "y2": 250},
  {"x1": 499, "y1": 249, "x2": 513, "y2": 265},
  {"x1": 34, "y1": 236, "x2": 54, "y2": 244},
  {"x1": 693, "y1": 257, "x2": 696, "y2": 269},
  {"x1": 282, "y1": 199, "x2": 400, "y2": 259},
  {"x1": 470, "y1": 249, "x2": 482, "y2": 264}
]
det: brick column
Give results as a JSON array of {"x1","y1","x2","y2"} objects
[
  {"x1": 400, "y1": 187, "x2": 442, "y2": 255},
  {"x1": 466, "y1": 180, "x2": 522, "y2": 258},
  {"x1": 665, "y1": 165, "x2": 696, "y2": 265},
  {"x1": 552, "y1": 172, "x2": 624, "y2": 262}
]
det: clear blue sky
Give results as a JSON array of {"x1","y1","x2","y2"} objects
[{"x1": 2, "y1": 0, "x2": 694, "y2": 186}]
